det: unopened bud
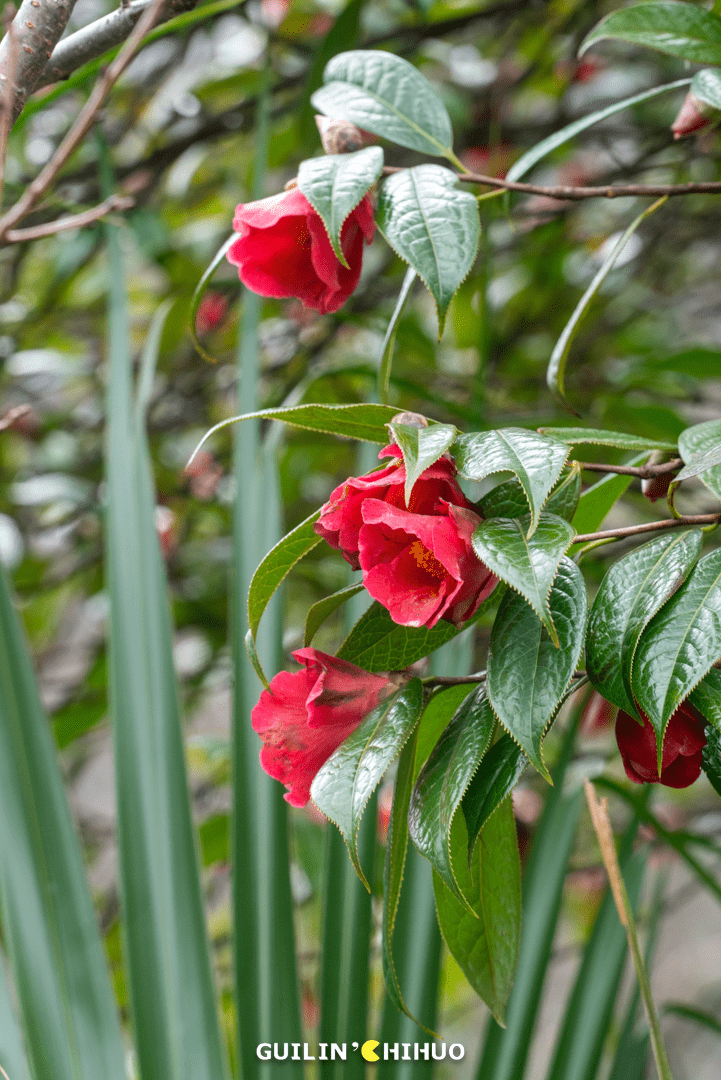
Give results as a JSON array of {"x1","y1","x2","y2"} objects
[
  {"x1": 671, "y1": 91, "x2": 719, "y2": 139},
  {"x1": 315, "y1": 115, "x2": 368, "y2": 154},
  {"x1": 641, "y1": 451, "x2": 678, "y2": 503},
  {"x1": 390, "y1": 411, "x2": 428, "y2": 429}
]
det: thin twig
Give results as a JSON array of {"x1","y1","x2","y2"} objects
[
  {"x1": 425, "y1": 669, "x2": 587, "y2": 688},
  {"x1": 575, "y1": 513, "x2": 721, "y2": 545},
  {"x1": 0, "y1": 0, "x2": 165, "y2": 241},
  {"x1": 0, "y1": 0, "x2": 79, "y2": 124},
  {"x1": 0, "y1": 403, "x2": 31, "y2": 430},
  {"x1": 576, "y1": 457, "x2": 683, "y2": 479},
  {"x1": 2, "y1": 193, "x2": 134, "y2": 242},
  {"x1": 584, "y1": 781, "x2": 674, "y2": 1080}
]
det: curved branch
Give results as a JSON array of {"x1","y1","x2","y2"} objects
[{"x1": 0, "y1": 0, "x2": 79, "y2": 123}]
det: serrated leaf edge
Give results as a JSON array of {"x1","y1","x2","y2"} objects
[{"x1": 298, "y1": 149, "x2": 383, "y2": 267}]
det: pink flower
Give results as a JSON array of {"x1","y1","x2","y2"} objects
[
  {"x1": 251, "y1": 648, "x2": 397, "y2": 808},
  {"x1": 615, "y1": 702, "x2": 706, "y2": 788},
  {"x1": 195, "y1": 291, "x2": 228, "y2": 334},
  {"x1": 671, "y1": 91, "x2": 717, "y2": 139},
  {"x1": 227, "y1": 188, "x2": 375, "y2": 314},
  {"x1": 314, "y1": 443, "x2": 476, "y2": 571},
  {"x1": 358, "y1": 499, "x2": 497, "y2": 629}
]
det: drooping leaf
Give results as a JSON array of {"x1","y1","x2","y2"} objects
[
  {"x1": 633, "y1": 548, "x2": 721, "y2": 765},
  {"x1": 388, "y1": 420, "x2": 458, "y2": 504},
  {"x1": 453, "y1": 428, "x2": 568, "y2": 537},
  {"x1": 377, "y1": 267, "x2": 416, "y2": 404},
  {"x1": 486, "y1": 557, "x2": 587, "y2": 780},
  {"x1": 304, "y1": 582, "x2": 365, "y2": 646},
  {"x1": 248, "y1": 510, "x2": 322, "y2": 640},
  {"x1": 311, "y1": 679, "x2": 424, "y2": 889},
  {"x1": 702, "y1": 725, "x2": 721, "y2": 797},
  {"x1": 433, "y1": 802, "x2": 521, "y2": 1026},
  {"x1": 408, "y1": 686, "x2": 495, "y2": 908},
  {"x1": 677, "y1": 419, "x2": 721, "y2": 502},
  {"x1": 586, "y1": 530, "x2": 702, "y2": 718},
  {"x1": 462, "y1": 735, "x2": 528, "y2": 862},
  {"x1": 297, "y1": 147, "x2": 384, "y2": 266},
  {"x1": 311, "y1": 49, "x2": 454, "y2": 156},
  {"x1": 537, "y1": 426, "x2": 677, "y2": 452},
  {"x1": 691, "y1": 67, "x2": 721, "y2": 112},
  {"x1": 580, "y1": 2, "x2": 721, "y2": 64},
  {"x1": 377, "y1": 165, "x2": 480, "y2": 335},
  {"x1": 689, "y1": 667, "x2": 721, "y2": 731},
  {"x1": 472, "y1": 513, "x2": 575, "y2": 646}
]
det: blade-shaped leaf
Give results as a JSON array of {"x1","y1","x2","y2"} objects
[
  {"x1": 472, "y1": 513, "x2": 575, "y2": 646},
  {"x1": 537, "y1": 426, "x2": 677, "y2": 452},
  {"x1": 408, "y1": 686, "x2": 495, "y2": 909},
  {"x1": 691, "y1": 67, "x2": 721, "y2": 110},
  {"x1": 0, "y1": 952, "x2": 30, "y2": 1080},
  {"x1": 377, "y1": 266, "x2": 416, "y2": 404},
  {"x1": 248, "y1": 509, "x2": 322, "y2": 639},
  {"x1": 702, "y1": 724, "x2": 721, "y2": 797},
  {"x1": 0, "y1": 565, "x2": 126, "y2": 1080},
  {"x1": 389, "y1": 420, "x2": 458, "y2": 504},
  {"x1": 297, "y1": 147, "x2": 384, "y2": 265},
  {"x1": 377, "y1": 165, "x2": 480, "y2": 335},
  {"x1": 487, "y1": 557, "x2": 587, "y2": 779},
  {"x1": 304, "y1": 582, "x2": 365, "y2": 646},
  {"x1": 453, "y1": 428, "x2": 569, "y2": 537},
  {"x1": 311, "y1": 49, "x2": 453, "y2": 156},
  {"x1": 586, "y1": 530, "x2": 702, "y2": 718},
  {"x1": 311, "y1": 678, "x2": 424, "y2": 889},
  {"x1": 433, "y1": 802, "x2": 521, "y2": 1026},
  {"x1": 633, "y1": 548, "x2": 721, "y2": 763},
  {"x1": 462, "y1": 735, "x2": 528, "y2": 862},
  {"x1": 580, "y1": 2, "x2": 721, "y2": 64},
  {"x1": 677, "y1": 419, "x2": 721, "y2": 501}
]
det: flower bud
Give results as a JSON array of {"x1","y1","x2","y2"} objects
[
  {"x1": 315, "y1": 115, "x2": 371, "y2": 154},
  {"x1": 671, "y1": 91, "x2": 720, "y2": 139}
]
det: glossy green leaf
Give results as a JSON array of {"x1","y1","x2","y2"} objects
[
  {"x1": 480, "y1": 466, "x2": 580, "y2": 523},
  {"x1": 189, "y1": 402, "x2": 402, "y2": 464},
  {"x1": 691, "y1": 67, "x2": 721, "y2": 111},
  {"x1": 381, "y1": 731, "x2": 421, "y2": 1023},
  {"x1": 677, "y1": 419, "x2": 721, "y2": 501},
  {"x1": 633, "y1": 548, "x2": 721, "y2": 764},
  {"x1": 304, "y1": 582, "x2": 365, "y2": 646},
  {"x1": 546, "y1": 463, "x2": 582, "y2": 521},
  {"x1": 580, "y1": 2, "x2": 721, "y2": 64},
  {"x1": 462, "y1": 735, "x2": 528, "y2": 862},
  {"x1": 311, "y1": 678, "x2": 424, "y2": 889},
  {"x1": 297, "y1": 146, "x2": 383, "y2": 265},
  {"x1": 388, "y1": 420, "x2": 458, "y2": 504},
  {"x1": 377, "y1": 266, "x2": 416, "y2": 404},
  {"x1": 472, "y1": 513, "x2": 575, "y2": 646},
  {"x1": 702, "y1": 725, "x2": 721, "y2": 797},
  {"x1": 433, "y1": 802, "x2": 521, "y2": 1026},
  {"x1": 586, "y1": 530, "x2": 702, "y2": 718},
  {"x1": 104, "y1": 181, "x2": 228, "y2": 1080},
  {"x1": 311, "y1": 49, "x2": 453, "y2": 156},
  {"x1": 408, "y1": 686, "x2": 495, "y2": 909},
  {"x1": 453, "y1": 428, "x2": 568, "y2": 537},
  {"x1": 537, "y1": 426, "x2": 677, "y2": 451},
  {"x1": 487, "y1": 557, "x2": 587, "y2": 780},
  {"x1": 248, "y1": 510, "x2": 322, "y2": 639},
  {"x1": 689, "y1": 666, "x2": 721, "y2": 731},
  {"x1": 0, "y1": 565, "x2": 126, "y2": 1080},
  {"x1": 505, "y1": 79, "x2": 691, "y2": 185},
  {"x1": 377, "y1": 165, "x2": 480, "y2": 335}
]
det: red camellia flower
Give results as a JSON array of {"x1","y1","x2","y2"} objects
[
  {"x1": 251, "y1": 648, "x2": 397, "y2": 808},
  {"x1": 615, "y1": 702, "x2": 707, "y2": 788},
  {"x1": 314, "y1": 443, "x2": 475, "y2": 570},
  {"x1": 227, "y1": 188, "x2": 375, "y2": 314}
]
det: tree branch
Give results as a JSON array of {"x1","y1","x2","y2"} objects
[
  {"x1": 1, "y1": 192, "x2": 134, "y2": 242},
  {"x1": 576, "y1": 457, "x2": 682, "y2": 479},
  {"x1": 575, "y1": 513, "x2": 721, "y2": 545},
  {"x1": 0, "y1": 0, "x2": 80, "y2": 124}
]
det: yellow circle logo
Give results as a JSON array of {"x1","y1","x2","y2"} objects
[{"x1": 361, "y1": 1040, "x2": 380, "y2": 1062}]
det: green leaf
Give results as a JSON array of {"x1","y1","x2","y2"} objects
[
  {"x1": 297, "y1": 147, "x2": 384, "y2": 266},
  {"x1": 248, "y1": 510, "x2": 322, "y2": 639},
  {"x1": 677, "y1": 419, "x2": 721, "y2": 501},
  {"x1": 338, "y1": 599, "x2": 471, "y2": 671},
  {"x1": 462, "y1": 735, "x2": 528, "y2": 862},
  {"x1": 689, "y1": 666, "x2": 721, "y2": 731},
  {"x1": 408, "y1": 686, "x2": 495, "y2": 909},
  {"x1": 580, "y1": 2, "x2": 721, "y2": 64},
  {"x1": 311, "y1": 49, "x2": 453, "y2": 157},
  {"x1": 633, "y1": 548, "x2": 721, "y2": 765},
  {"x1": 0, "y1": 566, "x2": 127, "y2": 1080},
  {"x1": 453, "y1": 428, "x2": 568, "y2": 537},
  {"x1": 433, "y1": 802, "x2": 521, "y2": 1026},
  {"x1": 189, "y1": 402, "x2": 402, "y2": 464},
  {"x1": 311, "y1": 678, "x2": 424, "y2": 889},
  {"x1": 388, "y1": 420, "x2": 458, "y2": 504},
  {"x1": 663, "y1": 1002, "x2": 721, "y2": 1038},
  {"x1": 691, "y1": 67, "x2": 721, "y2": 111},
  {"x1": 702, "y1": 724, "x2": 721, "y2": 797},
  {"x1": 546, "y1": 463, "x2": 582, "y2": 522},
  {"x1": 537, "y1": 426, "x2": 677, "y2": 452},
  {"x1": 0, "y1": 952, "x2": 30, "y2": 1080},
  {"x1": 472, "y1": 513, "x2": 575, "y2": 646},
  {"x1": 570, "y1": 452, "x2": 650, "y2": 539},
  {"x1": 244, "y1": 627, "x2": 269, "y2": 690},
  {"x1": 304, "y1": 582, "x2": 365, "y2": 646},
  {"x1": 381, "y1": 731, "x2": 423, "y2": 1024},
  {"x1": 377, "y1": 266, "x2": 416, "y2": 404},
  {"x1": 480, "y1": 466, "x2": 579, "y2": 523},
  {"x1": 487, "y1": 557, "x2": 587, "y2": 780},
  {"x1": 414, "y1": 684, "x2": 476, "y2": 779},
  {"x1": 377, "y1": 165, "x2": 480, "y2": 336},
  {"x1": 586, "y1": 530, "x2": 702, "y2": 718},
  {"x1": 505, "y1": 79, "x2": 691, "y2": 185},
  {"x1": 547, "y1": 199, "x2": 667, "y2": 409}
]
